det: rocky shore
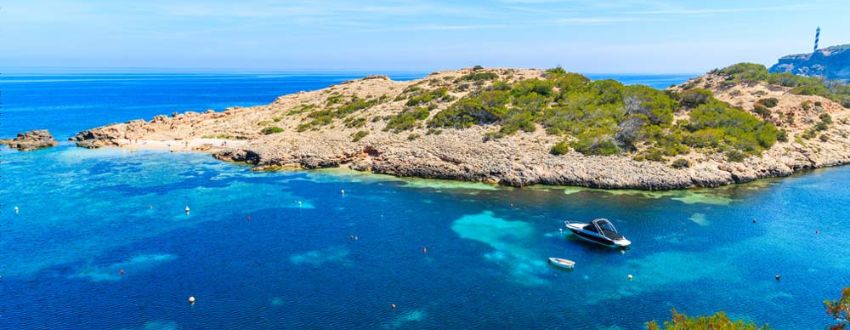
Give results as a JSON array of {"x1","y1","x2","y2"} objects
[
  {"x1": 2, "y1": 130, "x2": 58, "y2": 151},
  {"x1": 71, "y1": 68, "x2": 850, "y2": 190}
]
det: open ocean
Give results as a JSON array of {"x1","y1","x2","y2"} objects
[{"x1": 2, "y1": 72, "x2": 848, "y2": 329}]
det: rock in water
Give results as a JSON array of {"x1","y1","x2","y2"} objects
[{"x1": 0, "y1": 130, "x2": 58, "y2": 151}]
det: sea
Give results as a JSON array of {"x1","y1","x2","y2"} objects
[{"x1": 1, "y1": 72, "x2": 847, "y2": 329}]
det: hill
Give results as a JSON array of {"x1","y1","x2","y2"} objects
[{"x1": 72, "y1": 65, "x2": 850, "y2": 189}]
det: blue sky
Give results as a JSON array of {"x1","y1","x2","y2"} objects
[{"x1": 1, "y1": 0, "x2": 848, "y2": 73}]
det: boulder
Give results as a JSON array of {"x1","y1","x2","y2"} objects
[{"x1": 0, "y1": 130, "x2": 58, "y2": 151}]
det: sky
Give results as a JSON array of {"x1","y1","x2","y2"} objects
[{"x1": 1, "y1": 0, "x2": 848, "y2": 73}]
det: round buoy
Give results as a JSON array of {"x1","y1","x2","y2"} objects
[
  {"x1": 14, "y1": 206, "x2": 20, "y2": 215},
  {"x1": 188, "y1": 296, "x2": 196, "y2": 304},
  {"x1": 119, "y1": 269, "x2": 125, "y2": 276},
  {"x1": 422, "y1": 247, "x2": 428, "y2": 255},
  {"x1": 775, "y1": 274, "x2": 781, "y2": 281},
  {"x1": 185, "y1": 206, "x2": 191, "y2": 214},
  {"x1": 627, "y1": 274, "x2": 634, "y2": 281},
  {"x1": 340, "y1": 189, "x2": 345, "y2": 195},
  {"x1": 390, "y1": 303, "x2": 397, "y2": 310},
  {"x1": 752, "y1": 219, "x2": 757, "y2": 224}
]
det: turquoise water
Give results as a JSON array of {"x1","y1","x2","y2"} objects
[{"x1": 2, "y1": 73, "x2": 848, "y2": 329}]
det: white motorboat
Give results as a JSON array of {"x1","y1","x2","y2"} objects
[{"x1": 564, "y1": 218, "x2": 631, "y2": 248}]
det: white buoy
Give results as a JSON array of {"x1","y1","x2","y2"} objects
[
  {"x1": 14, "y1": 206, "x2": 19, "y2": 215},
  {"x1": 627, "y1": 274, "x2": 634, "y2": 281},
  {"x1": 340, "y1": 189, "x2": 345, "y2": 196},
  {"x1": 188, "y1": 296, "x2": 196, "y2": 304},
  {"x1": 185, "y1": 206, "x2": 191, "y2": 214}
]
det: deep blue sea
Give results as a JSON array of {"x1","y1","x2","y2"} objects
[{"x1": 2, "y1": 72, "x2": 848, "y2": 330}]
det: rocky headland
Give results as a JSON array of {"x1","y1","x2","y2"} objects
[
  {"x1": 1, "y1": 130, "x2": 58, "y2": 151},
  {"x1": 71, "y1": 65, "x2": 850, "y2": 190},
  {"x1": 770, "y1": 44, "x2": 850, "y2": 81}
]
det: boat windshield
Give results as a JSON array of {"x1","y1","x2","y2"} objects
[{"x1": 593, "y1": 219, "x2": 623, "y2": 240}]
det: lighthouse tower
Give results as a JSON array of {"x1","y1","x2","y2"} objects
[{"x1": 813, "y1": 27, "x2": 820, "y2": 53}]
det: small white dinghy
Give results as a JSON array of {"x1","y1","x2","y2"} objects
[{"x1": 548, "y1": 257, "x2": 576, "y2": 270}]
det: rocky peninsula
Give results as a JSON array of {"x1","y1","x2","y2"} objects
[
  {"x1": 1, "y1": 130, "x2": 58, "y2": 151},
  {"x1": 71, "y1": 65, "x2": 850, "y2": 190},
  {"x1": 770, "y1": 44, "x2": 850, "y2": 81}
]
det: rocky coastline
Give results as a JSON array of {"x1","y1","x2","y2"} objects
[
  {"x1": 71, "y1": 68, "x2": 850, "y2": 190},
  {"x1": 1, "y1": 130, "x2": 58, "y2": 151}
]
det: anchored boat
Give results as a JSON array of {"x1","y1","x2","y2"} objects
[
  {"x1": 548, "y1": 257, "x2": 576, "y2": 270},
  {"x1": 564, "y1": 218, "x2": 631, "y2": 248}
]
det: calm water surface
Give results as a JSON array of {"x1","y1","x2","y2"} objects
[{"x1": 2, "y1": 73, "x2": 847, "y2": 329}]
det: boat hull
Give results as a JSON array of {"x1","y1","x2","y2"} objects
[{"x1": 565, "y1": 223, "x2": 631, "y2": 248}]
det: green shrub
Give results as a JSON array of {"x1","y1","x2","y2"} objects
[
  {"x1": 726, "y1": 150, "x2": 746, "y2": 162},
  {"x1": 758, "y1": 97, "x2": 779, "y2": 108},
  {"x1": 671, "y1": 158, "x2": 690, "y2": 169},
  {"x1": 351, "y1": 130, "x2": 368, "y2": 142},
  {"x1": 646, "y1": 309, "x2": 770, "y2": 330},
  {"x1": 678, "y1": 89, "x2": 713, "y2": 108},
  {"x1": 753, "y1": 103, "x2": 771, "y2": 118},
  {"x1": 428, "y1": 90, "x2": 510, "y2": 128},
  {"x1": 407, "y1": 133, "x2": 420, "y2": 141},
  {"x1": 642, "y1": 148, "x2": 665, "y2": 161},
  {"x1": 261, "y1": 126, "x2": 284, "y2": 135},
  {"x1": 819, "y1": 134, "x2": 829, "y2": 142},
  {"x1": 550, "y1": 140, "x2": 570, "y2": 155},
  {"x1": 719, "y1": 63, "x2": 769, "y2": 83},
  {"x1": 344, "y1": 117, "x2": 366, "y2": 128},
  {"x1": 459, "y1": 71, "x2": 498, "y2": 82},
  {"x1": 777, "y1": 129, "x2": 788, "y2": 142},
  {"x1": 385, "y1": 107, "x2": 430, "y2": 132},
  {"x1": 685, "y1": 100, "x2": 778, "y2": 153},
  {"x1": 405, "y1": 87, "x2": 449, "y2": 106}
]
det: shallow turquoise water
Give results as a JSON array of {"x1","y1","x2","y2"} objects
[
  {"x1": 2, "y1": 145, "x2": 849, "y2": 329},
  {"x1": 2, "y1": 72, "x2": 847, "y2": 329}
]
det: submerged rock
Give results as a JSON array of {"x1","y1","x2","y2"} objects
[{"x1": 0, "y1": 129, "x2": 58, "y2": 151}]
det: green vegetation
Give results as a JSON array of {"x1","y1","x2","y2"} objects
[
  {"x1": 801, "y1": 113, "x2": 833, "y2": 139},
  {"x1": 550, "y1": 140, "x2": 569, "y2": 155},
  {"x1": 646, "y1": 309, "x2": 770, "y2": 330},
  {"x1": 671, "y1": 158, "x2": 690, "y2": 169},
  {"x1": 429, "y1": 68, "x2": 778, "y2": 159},
  {"x1": 718, "y1": 62, "x2": 770, "y2": 83},
  {"x1": 719, "y1": 63, "x2": 850, "y2": 108},
  {"x1": 459, "y1": 71, "x2": 499, "y2": 82},
  {"x1": 297, "y1": 96, "x2": 379, "y2": 132},
  {"x1": 350, "y1": 130, "x2": 368, "y2": 142},
  {"x1": 260, "y1": 126, "x2": 284, "y2": 135},
  {"x1": 385, "y1": 107, "x2": 430, "y2": 132},
  {"x1": 825, "y1": 287, "x2": 850, "y2": 330},
  {"x1": 406, "y1": 87, "x2": 452, "y2": 106}
]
